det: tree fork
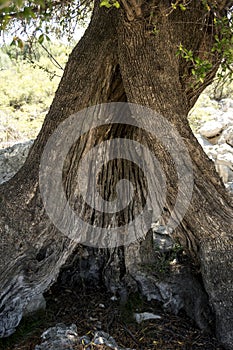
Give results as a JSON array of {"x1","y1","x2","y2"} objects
[{"x1": 0, "y1": 1, "x2": 232, "y2": 349}]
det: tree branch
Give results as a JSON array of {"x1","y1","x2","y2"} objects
[
  {"x1": 0, "y1": 0, "x2": 92, "y2": 20},
  {"x1": 120, "y1": 0, "x2": 135, "y2": 21}
]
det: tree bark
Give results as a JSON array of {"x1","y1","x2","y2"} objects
[
  {"x1": 117, "y1": 5, "x2": 233, "y2": 348},
  {"x1": 0, "y1": 1, "x2": 232, "y2": 349},
  {"x1": 0, "y1": 2, "x2": 122, "y2": 337}
]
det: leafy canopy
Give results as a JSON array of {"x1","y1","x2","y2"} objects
[
  {"x1": 0, "y1": 0, "x2": 91, "y2": 44},
  {"x1": 0, "y1": 0, "x2": 233, "y2": 83}
]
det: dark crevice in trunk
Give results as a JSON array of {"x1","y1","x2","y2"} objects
[{"x1": 0, "y1": 1, "x2": 232, "y2": 348}]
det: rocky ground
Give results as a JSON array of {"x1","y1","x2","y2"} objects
[
  {"x1": 189, "y1": 96, "x2": 233, "y2": 193},
  {"x1": 0, "y1": 95, "x2": 232, "y2": 349},
  {"x1": 0, "y1": 284, "x2": 225, "y2": 350},
  {"x1": 1, "y1": 96, "x2": 233, "y2": 191}
]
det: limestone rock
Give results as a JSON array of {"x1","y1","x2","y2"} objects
[
  {"x1": 199, "y1": 121, "x2": 224, "y2": 139},
  {"x1": 215, "y1": 144, "x2": 233, "y2": 183},
  {"x1": 135, "y1": 265, "x2": 213, "y2": 331},
  {"x1": 218, "y1": 126, "x2": 233, "y2": 147},
  {"x1": 35, "y1": 324, "x2": 134, "y2": 350},
  {"x1": 195, "y1": 134, "x2": 213, "y2": 148},
  {"x1": 196, "y1": 118, "x2": 233, "y2": 189},
  {"x1": 134, "y1": 312, "x2": 161, "y2": 323},
  {"x1": 35, "y1": 324, "x2": 78, "y2": 350},
  {"x1": 0, "y1": 140, "x2": 33, "y2": 184},
  {"x1": 151, "y1": 222, "x2": 174, "y2": 253},
  {"x1": 219, "y1": 98, "x2": 233, "y2": 112}
]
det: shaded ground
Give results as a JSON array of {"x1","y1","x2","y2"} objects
[{"x1": 0, "y1": 283, "x2": 225, "y2": 350}]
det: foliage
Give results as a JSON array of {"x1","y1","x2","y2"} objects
[
  {"x1": 0, "y1": 1, "x2": 88, "y2": 144},
  {"x1": 0, "y1": 41, "x2": 71, "y2": 142},
  {"x1": 152, "y1": 243, "x2": 184, "y2": 279},
  {"x1": 188, "y1": 75, "x2": 233, "y2": 132},
  {"x1": 212, "y1": 16, "x2": 233, "y2": 79},
  {"x1": 100, "y1": 0, "x2": 120, "y2": 9},
  {"x1": 0, "y1": 0, "x2": 91, "y2": 43},
  {"x1": 0, "y1": 0, "x2": 233, "y2": 141},
  {"x1": 176, "y1": 4, "x2": 233, "y2": 85},
  {"x1": 209, "y1": 71, "x2": 233, "y2": 100},
  {"x1": 171, "y1": 1, "x2": 188, "y2": 11},
  {"x1": 0, "y1": 0, "x2": 232, "y2": 82},
  {"x1": 177, "y1": 44, "x2": 213, "y2": 84}
]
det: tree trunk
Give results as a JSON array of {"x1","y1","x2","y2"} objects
[
  {"x1": 117, "y1": 5, "x2": 233, "y2": 348},
  {"x1": 0, "y1": 1, "x2": 232, "y2": 349}
]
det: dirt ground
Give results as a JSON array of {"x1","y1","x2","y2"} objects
[{"x1": 0, "y1": 282, "x2": 225, "y2": 350}]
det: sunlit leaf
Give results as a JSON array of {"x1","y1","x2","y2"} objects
[
  {"x1": 179, "y1": 4, "x2": 186, "y2": 11},
  {"x1": 100, "y1": 0, "x2": 112, "y2": 8},
  {"x1": 113, "y1": 1, "x2": 120, "y2": 8},
  {"x1": 38, "y1": 34, "x2": 44, "y2": 44}
]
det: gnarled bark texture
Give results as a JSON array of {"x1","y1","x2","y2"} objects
[{"x1": 0, "y1": 1, "x2": 232, "y2": 349}]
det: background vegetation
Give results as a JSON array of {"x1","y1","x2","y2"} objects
[
  {"x1": 0, "y1": 38, "x2": 233, "y2": 145},
  {"x1": 188, "y1": 77, "x2": 233, "y2": 131},
  {"x1": 0, "y1": 40, "x2": 72, "y2": 143}
]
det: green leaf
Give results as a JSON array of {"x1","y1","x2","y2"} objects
[
  {"x1": 10, "y1": 38, "x2": 16, "y2": 46},
  {"x1": 10, "y1": 36, "x2": 24, "y2": 49},
  {"x1": 44, "y1": 34, "x2": 51, "y2": 42},
  {"x1": 35, "y1": 0, "x2": 46, "y2": 7},
  {"x1": 179, "y1": 4, "x2": 186, "y2": 11},
  {"x1": 23, "y1": 7, "x2": 36, "y2": 19},
  {"x1": 38, "y1": 34, "x2": 44, "y2": 44},
  {"x1": 113, "y1": 1, "x2": 120, "y2": 8},
  {"x1": 17, "y1": 37, "x2": 24, "y2": 49},
  {"x1": 100, "y1": 0, "x2": 120, "y2": 8},
  {"x1": 191, "y1": 68, "x2": 196, "y2": 75},
  {"x1": 15, "y1": 0, "x2": 23, "y2": 8},
  {"x1": 100, "y1": 0, "x2": 112, "y2": 8}
]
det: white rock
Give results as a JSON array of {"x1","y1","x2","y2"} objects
[
  {"x1": 0, "y1": 140, "x2": 33, "y2": 184},
  {"x1": 202, "y1": 145, "x2": 218, "y2": 161},
  {"x1": 153, "y1": 235, "x2": 174, "y2": 253},
  {"x1": 35, "y1": 326, "x2": 134, "y2": 350},
  {"x1": 197, "y1": 106, "x2": 221, "y2": 118},
  {"x1": 215, "y1": 144, "x2": 233, "y2": 182},
  {"x1": 195, "y1": 134, "x2": 213, "y2": 148},
  {"x1": 226, "y1": 182, "x2": 233, "y2": 193},
  {"x1": 218, "y1": 109, "x2": 233, "y2": 125},
  {"x1": 215, "y1": 164, "x2": 233, "y2": 183},
  {"x1": 218, "y1": 126, "x2": 233, "y2": 147},
  {"x1": 219, "y1": 98, "x2": 233, "y2": 112},
  {"x1": 134, "y1": 312, "x2": 161, "y2": 323},
  {"x1": 199, "y1": 121, "x2": 224, "y2": 138},
  {"x1": 217, "y1": 143, "x2": 233, "y2": 158}
]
